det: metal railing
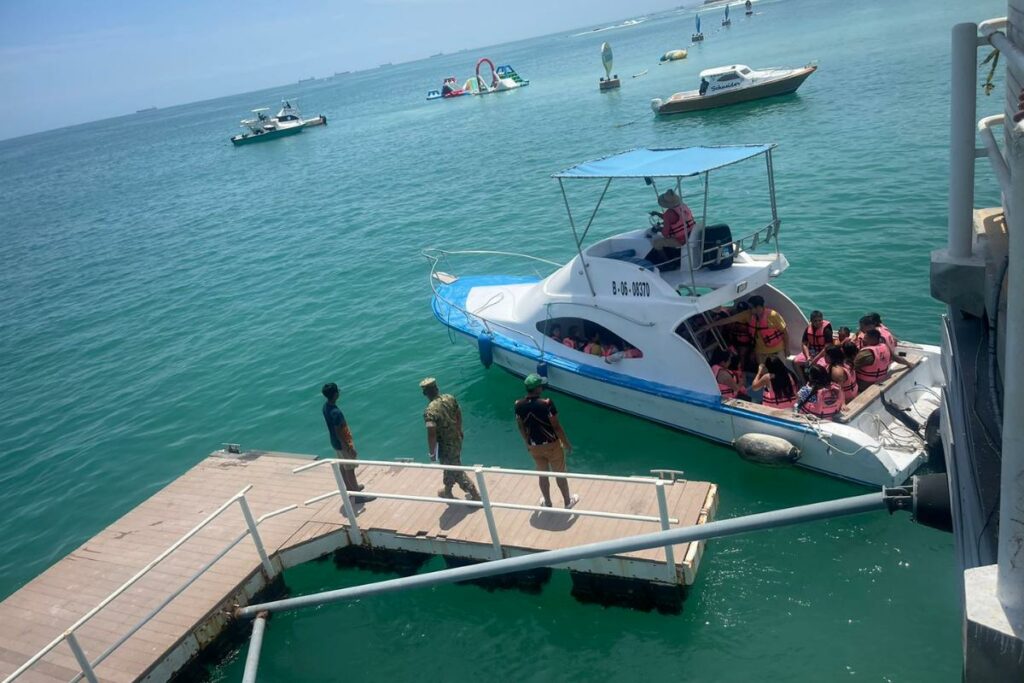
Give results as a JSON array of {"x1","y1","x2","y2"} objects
[
  {"x1": 4, "y1": 487, "x2": 297, "y2": 683},
  {"x1": 699, "y1": 219, "x2": 780, "y2": 269},
  {"x1": 293, "y1": 458, "x2": 684, "y2": 581}
]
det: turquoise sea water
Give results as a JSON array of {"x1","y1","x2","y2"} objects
[{"x1": 0, "y1": 0, "x2": 1008, "y2": 680}]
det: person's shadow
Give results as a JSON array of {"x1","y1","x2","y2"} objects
[
  {"x1": 439, "y1": 502, "x2": 478, "y2": 531},
  {"x1": 529, "y1": 508, "x2": 578, "y2": 532}
]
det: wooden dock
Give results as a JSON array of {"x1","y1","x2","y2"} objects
[{"x1": 0, "y1": 450, "x2": 717, "y2": 683}]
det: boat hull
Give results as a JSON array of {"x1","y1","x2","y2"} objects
[
  {"x1": 654, "y1": 66, "x2": 816, "y2": 115},
  {"x1": 430, "y1": 275, "x2": 928, "y2": 488},
  {"x1": 230, "y1": 126, "x2": 304, "y2": 145}
]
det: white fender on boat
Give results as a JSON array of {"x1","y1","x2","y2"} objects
[
  {"x1": 733, "y1": 433, "x2": 801, "y2": 466},
  {"x1": 650, "y1": 98, "x2": 663, "y2": 113}
]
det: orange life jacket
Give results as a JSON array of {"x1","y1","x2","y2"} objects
[
  {"x1": 805, "y1": 320, "x2": 831, "y2": 354},
  {"x1": 662, "y1": 204, "x2": 696, "y2": 244},
  {"x1": 856, "y1": 343, "x2": 892, "y2": 385},
  {"x1": 800, "y1": 383, "x2": 845, "y2": 419},
  {"x1": 762, "y1": 374, "x2": 798, "y2": 409},
  {"x1": 749, "y1": 310, "x2": 785, "y2": 349}
]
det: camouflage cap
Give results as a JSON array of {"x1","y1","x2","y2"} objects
[{"x1": 419, "y1": 377, "x2": 438, "y2": 389}]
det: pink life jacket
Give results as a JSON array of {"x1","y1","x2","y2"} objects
[
  {"x1": 662, "y1": 204, "x2": 696, "y2": 244},
  {"x1": 805, "y1": 320, "x2": 831, "y2": 355},
  {"x1": 800, "y1": 383, "x2": 845, "y2": 419},
  {"x1": 713, "y1": 364, "x2": 738, "y2": 400},
  {"x1": 749, "y1": 310, "x2": 785, "y2": 349},
  {"x1": 623, "y1": 348, "x2": 643, "y2": 358},
  {"x1": 562, "y1": 337, "x2": 577, "y2": 349},
  {"x1": 878, "y1": 324, "x2": 897, "y2": 355},
  {"x1": 856, "y1": 343, "x2": 892, "y2": 385},
  {"x1": 762, "y1": 374, "x2": 798, "y2": 409},
  {"x1": 831, "y1": 362, "x2": 859, "y2": 402}
]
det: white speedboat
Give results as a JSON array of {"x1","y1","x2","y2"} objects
[
  {"x1": 426, "y1": 146, "x2": 942, "y2": 487},
  {"x1": 652, "y1": 64, "x2": 816, "y2": 115},
  {"x1": 272, "y1": 100, "x2": 327, "y2": 129},
  {"x1": 230, "y1": 108, "x2": 304, "y2": 145}
]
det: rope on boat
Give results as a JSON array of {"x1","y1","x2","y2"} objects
[{"x1": 982, "y1": 49, "x2": 1000, "y2": 96}]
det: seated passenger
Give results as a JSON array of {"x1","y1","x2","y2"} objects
[
  {"x1": 583, "y1": 333, "x2": 604, "y2": 356},
  {"x1": 622, "y1": 342, "x2": 643, "y2": 359},
  {"x1": 825, "y1": 345, "x2": 858, "y2": 402},
  {"x1": 794, "y1": 310, "x2": 833, "y2": 374},
  {"x1": 548, "y1": 324, "x2": 564, "y2": 343},
  {"x1": 562, "y1": 326, "x2": 584, "y2": 350},
  {"x1": 796, "y1": 365, "x2": 845, "y2": 420},
  {"x1": 710, "y1": 348, "x2": 748, "y2": 401},
  {"x1": 836, "y1": 326, "x2": 852, "y2": 345},
  {"x1": 752, "y1": 355, "x2": 799, "y2": 409},
  {"x1": 602, "y1": 341, "x2": 620, "y2": 357},
  {"x1": 854, "y1": 328, "x2": 892, "y2": 390},
  {"x1": 868, "y1": 312, "x2": 898, "y2": 352},
  {"x1": 645, "y1": 189, "x2": 696, "y2": 272},
  {"x1": 855, "y1": 314, "x2": 896, "y2": 355}
]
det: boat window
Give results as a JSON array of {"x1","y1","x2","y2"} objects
[
  {"x1": 537, "y1": 317, "x2": 643, "y2": 360},
  {"x1": 739, "y1": 68, "x2": 752, "y2": 75},
  {"x1": 716, "y1": 73, "x2": 741, "y2": 82}
]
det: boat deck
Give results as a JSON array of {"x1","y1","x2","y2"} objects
[{"x1": 0, "y1": 450, "x2": 717, "y2": 683}]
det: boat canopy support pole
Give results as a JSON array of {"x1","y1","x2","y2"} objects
[
  {"x1": 578, "y1": 178, "x2": 613, "y2": 244},
  {"x1": 559, "y1": 178, "x2": 597, "y2": 296},
  {"x1": 236, "y1": 491, "x2": 891, "y2": 619},
  {"x1": 766, "y1": 149, "x2": 780, "y2": 259}
]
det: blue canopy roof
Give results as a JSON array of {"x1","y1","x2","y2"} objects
[{"x1": 553, "y1": 145, "x2": 775, "y2": 179}]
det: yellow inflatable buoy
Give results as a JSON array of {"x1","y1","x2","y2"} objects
[{"x1": 660, "y1": 49, "x2": 688, "y2": 62}]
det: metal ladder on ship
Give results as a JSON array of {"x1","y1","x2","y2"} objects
[{"x1": 681, "y1": 311, "x2": 729, "y2": 358}]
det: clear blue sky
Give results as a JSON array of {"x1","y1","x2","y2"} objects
[{"x1": 0, "y1": 0, "x2": 693, "y2": 139}]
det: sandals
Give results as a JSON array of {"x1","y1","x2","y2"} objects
[{"x1": 565, "y1": 494, "x2": 580, "y2": 509}]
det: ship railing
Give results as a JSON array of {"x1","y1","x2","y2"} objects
[
  {"x1": 293, "y1": 458, "x2": 686, "y2": 581},
  {"x1": 698, "y1": 218, "x2": 780, "y2": 269},
  {"x1": 3, "y1": 487, "x2": 297, "y2": 683}
]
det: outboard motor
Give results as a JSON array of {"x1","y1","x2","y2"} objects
[{"x1": 703, "y1": 224, "x2": 734, "y2": 270}]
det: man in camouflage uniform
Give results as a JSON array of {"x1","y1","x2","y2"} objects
[{"x1": 421, "y1": 377, "x2": 480, "y2": 501}]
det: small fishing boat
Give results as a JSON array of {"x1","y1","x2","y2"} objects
[
  {"x1": 660, "y1": 49, "x2": 688, "y2": 62},
  {"x1": 651, "y1": 63, "x2": 817, "y2": 115},
  {"x1": 722, "y1": 4, "x2": 732, "y2": 26},
  {"x1": 692, "y1": 14, "x2": 704, "y2": 42},
  {"x1": 272, "y1": 100, "x2": 326, "y2": 129},
  {"x1": 230, "y1": 109, "x2": 304, "y2": 145},
  {"x1": 427, "y1": 77, "x2": 470, "y2": 100},
  {"x1": 425, "y1": 145, "x2": 942, "y2": 487}
]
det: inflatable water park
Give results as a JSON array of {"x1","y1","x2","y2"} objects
[{"x1": 426, "y1": 59, "x2": 529, "y2": 100}]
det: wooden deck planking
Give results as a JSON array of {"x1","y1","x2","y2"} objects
[{"x1": 0, "y1": 451, "x2": 716, "y2": 682}]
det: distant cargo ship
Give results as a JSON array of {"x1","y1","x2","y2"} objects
[
  {"x1": 298, "y1": 76, "x2": 316, "y2": 83},
  {"x1": 135, "y1": 106, "x2": 157, "y2": 113}
]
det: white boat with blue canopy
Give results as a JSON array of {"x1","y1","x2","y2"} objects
[{"x1": 425, "y1": 145, "x2": 943, "y2": 487}]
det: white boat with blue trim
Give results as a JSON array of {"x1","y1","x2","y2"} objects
[{"x1": 426, "y1": 146, "x2": 943, "y2": 487}]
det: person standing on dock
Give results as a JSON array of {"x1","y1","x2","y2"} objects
[
  {"x1": 514, "y1": 374, "x2": 579, "y2": 509},
  {"x1": 321, "y1": 383, "x2": 367, "y2": 495},
  {"x1": 421, "y1": 378, "x2": 481, "y2": 501}
]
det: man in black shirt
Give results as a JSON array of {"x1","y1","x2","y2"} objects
[{"x1": 514, "y1": 374, "x2": 578, "y2": 509}]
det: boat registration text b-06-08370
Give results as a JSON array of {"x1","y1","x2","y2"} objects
[{"x1": 612, "y1": 281, "x2": 651, "y2": 297}]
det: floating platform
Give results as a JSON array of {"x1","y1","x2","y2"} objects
[{"x1": 0, "y1": 450, "x2": 717, "y2": 682}]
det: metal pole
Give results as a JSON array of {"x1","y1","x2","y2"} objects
[
  {"x1": 655, "y1": 481, "x2": 677, "y2": 583},
  {"x1": 241, "y1": 612, "x2": 269, "y2": 683},
  {"x1": 997, "y1": 71, "x2": 1024, "y2": 615},
  {"x1": 237, "y1": 493, "x2": 886, "y2": 618},
  {"x1": 238, "y1": 496, "x2": 276, "y2": 578},
  {"x1": 578, "y1": 178, "x2": 612, "y2": 244},
  {"x1": 64, "y1": 634, "x2": 98, "y2": 683},
  {"x1": 331, "y1": 462, "x2": 363, "y2": 545},
  {"x1": 474, "y1": 467, "x2": 502, "y2": 557},
  {"x1": 559, "y1": 178, "x2": 597, "y2": 296},
  {"x1": 948, "y1": 22, "x2": 978, "y2": 259}
]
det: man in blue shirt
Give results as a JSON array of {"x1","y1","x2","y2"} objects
[{"x1": 321, "y1": 382, "x2": 368, "y2": 498}]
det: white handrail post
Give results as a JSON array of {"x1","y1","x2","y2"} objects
[
  {"x1": 331, "y1": 462, "x2": 363, "y2": 545},
  {"x1": 237, "y1": 496, "x2": 276, "y2": 578},
  {"x1": 65, "y1": 633, "x2": 98, "y2": 683},
  {"x1": 948, "y1": 22, "x2": 977, "y2": 259},
  {"x1": 655, "y1": 481, "x2": 677, "y2": 583},
  {"x1": 474, "y1": 467, "x2": 502, "y2": 557},
  {"x1": 241, "y1": 612, "x2": 269, "y2": 683}
]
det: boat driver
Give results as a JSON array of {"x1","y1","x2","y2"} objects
[{"x1": 645, "y1": 189, "x2": 696, "y2": 272}]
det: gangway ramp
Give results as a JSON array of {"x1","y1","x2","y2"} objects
[{"x1": 0, "y1": 450, "x2": 717, "y2": 683}]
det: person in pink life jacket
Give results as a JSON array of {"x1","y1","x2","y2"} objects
[
  {"x1": 645, "y1": 188, "x2": 696, "y2": 272},
  {"x1": 825, "y1": 345, "x2": 858, "y2": 402},
  {"x1": 796, "y1": 364, "x2": 845, "y2": 420},
  {"x1": 752, "y1": 355, "x2": 799, "y2": 409},
  {"x1": 710, "y1": 348, "x2": 749, "y2": 401},
  {"x1": 562, "y1": 326, "x2": 584, "y2": 350},
  {"x1": 793, "y1": 310, "x2": 833, "y2": 383}
]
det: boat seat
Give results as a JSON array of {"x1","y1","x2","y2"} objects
[
  {"x1": 834, "y1": 353, "x2": 923, "y2": 424},
  {"x1": 606, "y1": 249, "x2": 656, "y2": 271}
]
